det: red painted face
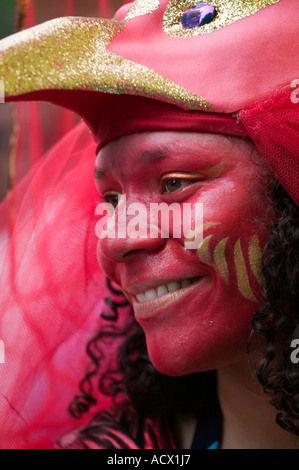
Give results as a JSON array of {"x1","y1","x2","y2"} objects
[{"x1": 95, "y1": 132, "x2": 271, "y2": 376}]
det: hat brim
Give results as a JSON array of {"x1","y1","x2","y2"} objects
[{"x1": 0, "y1": 17, "x2": 213, "y2": 134}]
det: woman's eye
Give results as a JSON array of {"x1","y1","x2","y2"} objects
[
  {"x1": 104, "y1": 192, "x2": 120, "y2": 208},
  {"x1": 162, "y1": 178, "x2": 191, "y2": 194}
]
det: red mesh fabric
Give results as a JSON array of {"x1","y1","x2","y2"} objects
[
  {"x1": 8, "y1": 0, "x2": 126, "y2": 190},
  {"x1": 239, "y1": 90, "x2": 299, "y2": 206},
  {"x1": 0, "y1": 122, "x2": 133, "y2": 449},
  {"x1": 0, "y1": 0, "x2": 136, "y2": 450}
]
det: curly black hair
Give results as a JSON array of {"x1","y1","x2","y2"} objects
[
  {"x1": 69, "y1": 174, "x2": 299, "y2": 438},
  {"x1": 249, "y1": 178, "x2": 299, "y2": 436}
]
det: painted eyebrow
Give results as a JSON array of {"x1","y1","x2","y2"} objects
[
  {"x1": 94, "y1": 167, "x2": 106, "y2": 180},
  {"x1": 94, "y1": 135, "x2": 234, "y2": 180},
  {"x1": 138, "y1": 149, "x2": 168, "y2": 163},
  {"x1": 94, "y1": 148, "x2": 168, "y2": 179}
]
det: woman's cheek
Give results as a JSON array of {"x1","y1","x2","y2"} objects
[
  {"x1": 195, "y1": 224, "x2": 265, "y2": 305},
  {"x1": 96, "y1": 239, "x2": 119, "y2": 283},
  {"x1": 189, "y1": 179, "x2": 269, "y2": 305}
]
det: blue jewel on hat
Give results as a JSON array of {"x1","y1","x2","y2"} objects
[{"x1": 181, "y1": 3, "x2": 216, "y2": 29}]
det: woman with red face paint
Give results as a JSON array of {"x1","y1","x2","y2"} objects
[{"x1": 0, "y1": 0, "x2": 298, "y2": 450}]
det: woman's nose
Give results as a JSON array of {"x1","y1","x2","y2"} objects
[
  {"x1": 99, "y1": 230, "x2": 167, "y2": 263},
  {"x1": 96, "y1": 197, "x2": 167, "y2": 263}
]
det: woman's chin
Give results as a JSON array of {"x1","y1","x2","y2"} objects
[
  {"x1": 145, "y1": 341, "x2": 210, "y2": 377},
  {"x1": 145, "y1": 332, "x2": 250, "y2": 377}
]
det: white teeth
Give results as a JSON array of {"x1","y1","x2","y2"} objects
[
  {"x1": 144, "y1": 289, "x2": 157, "y2": 301},
  {"x1": 157, "y1": 285, "x2": 168, "y2": 297},
  {"x1": 168, "y1": 281, "x2": 181, "y2": 292},
  {"x1": 136, "y1": 293, "x2": 146, "y2": 303},
  {"x1": 136, "y1": 278, "x2": 194, "y2": 303}
]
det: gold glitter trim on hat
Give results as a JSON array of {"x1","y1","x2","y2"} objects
[
  {"x1": 125, "y1": 0, "x2": 160, "y2": 21},
  {"x1": 163, "y1": 0, "x2": 282, "y2": 37},
  {"x1": 0, "y1": 17, "x2": 212, "y2": 112}
]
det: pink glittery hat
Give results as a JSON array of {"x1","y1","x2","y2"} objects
[
  {"x1": 0, "y1": 0, "x2": 297, "y2": 135},
  {"x1": 0, "y1": 0, "x2": 299, "y2": 202}
]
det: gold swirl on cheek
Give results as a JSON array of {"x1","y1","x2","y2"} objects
[
  {"x1": 197, "y1": 233, "x2": 229, "y2": 284},
  {"x1": 197, "y1": 234, "x2": 213, "y2": 266},
  {"x1": 0, "y1": 17, "x2": 212, "y2": 112},
  {"x1": 163, "y1": 0, "x2": 281, "y2": 37},
  {"x1": 125, "y1": 0, "x2": 160, "y2": 20},
  {"x1": 234, "y1": 239, "x2": 258, "y2": 303},
  {"x1": 196, "y1": 228, "x2": 262, "y2": 303},
  {"x1": 191, "y1": 222, "x2": 220, "y2": 258},
  {"x1": 213, "y1": 237, "x2": 229, "y2": 285}
]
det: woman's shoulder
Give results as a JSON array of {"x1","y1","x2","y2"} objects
[{"x1": 58, "y1": 403, "x2": 176, "y2": 449}]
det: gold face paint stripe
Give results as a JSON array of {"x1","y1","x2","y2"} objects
[
  {"x1": 213, "y1": 237, "x2": 229, "y2": 285},
  {"x1": 197, "y1": 234, "x2": 213, "y2": 266},
  {"x1": 164, "y1": 0, "x2": 282, "y2": 37},
  {"x1": 234, "y1": 239, "x2": 258, "y2": 303},
  {"x1": 249, "y1": 235, "x2": 262, "y2": 284},
  {"x1": 185, "y1": 222, "x2": 220, "y2": 248},
  {"x1": 203, "y1": 222, "x2": 220, "y2": 231}
]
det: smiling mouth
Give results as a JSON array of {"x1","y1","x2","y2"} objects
[{"x1": 135, "y1": 276, "x2": 203, "y2": 303}]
